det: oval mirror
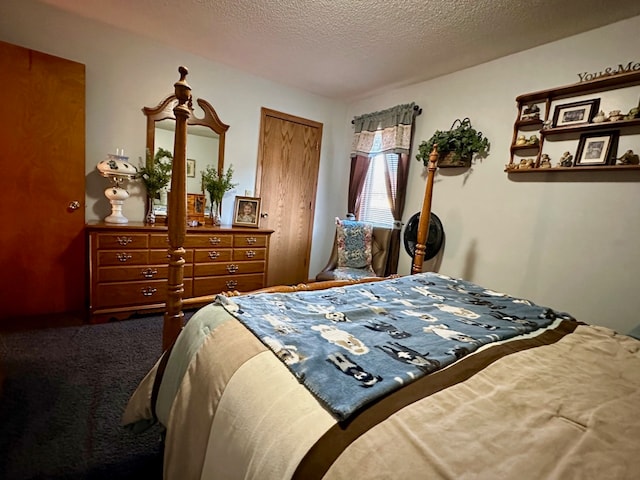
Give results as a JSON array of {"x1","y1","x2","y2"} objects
[{"x1": 143, "y1": 94, "x2": 229, "y2": 217}]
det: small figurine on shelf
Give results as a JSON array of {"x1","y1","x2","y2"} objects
[
  {"x1": 558, "y1": 151, "x2": 574, "y2": 167},
  {"x1": 608, "y1": 110, "x2": 624, "y2": 122},
  {"x1": 539, "y1": 154, "x2": 552, "y2": 168},
  {"x1": 518, "y1": 158, "x2": 535, "y2": 169},
  {"x1": 617, "y1": 150, "x2": 640, "y2": 165},
  {"x1": 526, "y1": 134, "x2": 539, "y2": 146},
  {"x1": 516, "y1": 135, "x2": 527, "y2": 145},
  {"x1": 521, "y1": 103, "x2": 541, "y2": 120},
  {"x1": 592, "y1": 110, "x2": 607, "y2": 123},
  {"x1": 625, "y1": 107, "x2": 639, "y2": 120}
]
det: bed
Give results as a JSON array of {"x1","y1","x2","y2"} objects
[{"x1": 122, "y1": 67, "x2": 640, "y2": 479}]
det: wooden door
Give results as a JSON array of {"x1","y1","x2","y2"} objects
[
  {"x1": 0, "y1": 41, "x2": 86, "y2": 322},
  {"x1": 256, "y1": 109, "x2": 322, "y2": 286}
]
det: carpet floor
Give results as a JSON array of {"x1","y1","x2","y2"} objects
[{"x1": 0, "y1": 314, "x2": 179, "y2": 479}]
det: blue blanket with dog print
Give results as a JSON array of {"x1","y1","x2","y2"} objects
[{"x1": 216, "y1": 272, "x2": 572, "y2": 421}]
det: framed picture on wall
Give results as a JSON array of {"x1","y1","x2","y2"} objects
[
  {"x1": 187, "y1": 158, "x2": 196, "y2": 177},
  {"x1": 552, "y1": 98, "x2": 600, "y2": 127},
  {"x1": 574, "y1": 131, "x2": 618, "y2": 166},
  {"x1": 232, "y1": 196, "x2": 261, "y2": 228}
]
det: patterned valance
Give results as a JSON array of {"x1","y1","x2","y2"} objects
[{"x1": 351, "y1": 102, "x2": 418, "y2": 157}]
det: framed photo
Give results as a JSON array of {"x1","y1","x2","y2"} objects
[
  {"x1": 186, "y1": 158, "x2": 196, "y2": 178},
  {"x1": 552, "y1": 99, "x2": 600, "y2": 127},
  {"x1": 574, "y1": 131, "x2": 618, "y2": 166},
  {"x1": 187, "y1": 193, "x2": 206, "y2": 225},
  {"x1": 232, "y1": 196, "x2": 261, "y2": 228}
]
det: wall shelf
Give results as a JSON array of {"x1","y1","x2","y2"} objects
[
  {"x1": 542, "y1": 117, "x2": 640, "y2": 136},
  {"x1": 506, "y1": 164, "x2": 640, "y2": 174},
  {"x1": 508, "y1": 70, "x2": 640, "y2": 173},
  {"x1": 516, "y1": 70, "x2": 640, "y2": 103}
]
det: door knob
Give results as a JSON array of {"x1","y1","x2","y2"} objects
[
  {"x1": 68, "y1": 201, "x2": 81, "y2": 211},
  {"x1": 260, "y1": 212, "x2": 269, "y2": 218}
]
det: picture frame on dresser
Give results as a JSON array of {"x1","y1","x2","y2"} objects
[
  {"x1": 232, "y1": 196, "x2": 261, "y2": 228},
  {"x1": 552, "y1": 98, "x2": 600, "y2": 127},
  {"x1": 187, "y1": 193, "x2": 206, "y2": 225},
  {"x1": 574, "y1": 131, "x2": 619, "y2": 166}
]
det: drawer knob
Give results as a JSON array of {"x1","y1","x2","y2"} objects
[
  {"x1": 227, "y1": 264, "x2": 239, "y2": 273},
  {"x1": 209, "y1": 237, "x2": 221, "y2": 245},
  {"x1": 245, "y1": 237, "x2": 257, "y2": 245},
  {"x1": 208, "y1": 251, "x2": 220, "y2": 259},
  {"x1": 226, "y1": 280, "x2": 238, "y2": 289},
  {"x1": 141, "y1": 268, "x2": 158, "y2": 278},
  {"x1": 245, "y1": 250, "x2": 256, "y2": 258},
  {"x1": 116, "y1": 253, "x2": 132, "y2": 262},
  {"x1": 141, "y1": 287, "x2": 157, "y2": 297},
  {"x1": 116, "y1": 236, "x2": 133, "y2": 246}
]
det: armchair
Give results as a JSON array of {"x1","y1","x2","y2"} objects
[{"x1": 316, "y1": 220, "x2": 393, "y2": 281}]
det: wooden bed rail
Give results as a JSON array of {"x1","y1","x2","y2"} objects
[{"x1": 181, "y1": 276, "x2": 398, "y2": 309}]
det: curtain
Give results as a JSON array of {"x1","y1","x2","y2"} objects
[
  {"x1": 348, "y1": 103, "x2": 420, "y2": 275},
  {"x1": 383, "y1": 153, "x2": 410, "y2": 274},
  {"x1": 350, "y1": 103, "x2": 417, "y2": 158},
  {"x1": 347, "y1": 155, "x2": 369, "y2": 216}
]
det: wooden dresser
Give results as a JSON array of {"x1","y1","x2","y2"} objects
[{"x1": 86, "y1": 222, "x2": 273, "y2": 322}]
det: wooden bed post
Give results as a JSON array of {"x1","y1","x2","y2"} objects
[
  {"x1": 411, "y1": 146, "x2": 439, "y2": 274},
  {"x1": 163, "y1": 66, "x2": 191, "y2": 351}
]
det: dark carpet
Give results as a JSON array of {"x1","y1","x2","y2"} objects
[{"x1": 0, "y1": 314, "x2": 180, "y2": 480}]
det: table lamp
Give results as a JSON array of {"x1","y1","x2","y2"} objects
[{"x1": 96, "y1": 149, "x2": 138, "y2": 224}]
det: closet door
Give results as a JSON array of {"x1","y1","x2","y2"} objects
[
  {"x1": 0, "y1": 41, "x2": 86, "y2": 323},
  {"x1": 256, "y1": 108, "x2": 322, "y2": 286}
]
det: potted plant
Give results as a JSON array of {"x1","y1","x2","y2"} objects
[
  {"x1": 138, "y1": 147, "x2": 173, "y2": 223},
  {"x1": 201, "y1": 164, "x2": 237, "y2": 225},
  {"x1": 416, "y1": 117, "x2": 490, "y2": 168}
]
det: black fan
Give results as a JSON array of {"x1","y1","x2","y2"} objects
[{"x1": 403, "y1": 212, "x2": 444, "y2": 260}]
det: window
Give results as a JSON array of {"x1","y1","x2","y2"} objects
[{"x1": 357, "y1": 152, "x2": 398, "y2": 228}]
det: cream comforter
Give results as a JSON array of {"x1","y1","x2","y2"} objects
[{"x1": 123, "y1": 303, "x2": 640, "y2": 480}]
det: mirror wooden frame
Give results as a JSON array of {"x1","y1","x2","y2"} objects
[{"x1": 143, "y1": 94, "x2": 229, "y2": 174}]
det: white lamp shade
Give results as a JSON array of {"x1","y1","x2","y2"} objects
[{"x1": 97, "y1": 154, "x2": 138, "y2": 178}]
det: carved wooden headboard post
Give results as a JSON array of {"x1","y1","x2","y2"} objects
[
  {"x1": 411, "y1": 146, "x2": 439, "y2": 274},
  {"x1": 163, "y1": 66, "x2": 192, "y2": 351}
]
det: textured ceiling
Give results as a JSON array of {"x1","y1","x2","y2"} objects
[{"x1": 39, "y1": 0, "x2": 640, "y2": 101}]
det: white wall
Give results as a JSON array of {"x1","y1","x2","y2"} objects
[
  {"x1": 0, "y1": 0, "x2": 349, "y2": 278},
  {"x1": 347, "y1": 16, "x2": 640, "y2": 334}
]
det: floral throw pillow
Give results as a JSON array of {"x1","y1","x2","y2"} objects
[{"x1": 336, "y1": 220, "x2": 374, "y2": 271}]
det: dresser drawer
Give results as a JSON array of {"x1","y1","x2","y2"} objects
[
  {"x1": 95, "y1": 279, "x2": 166, "y2": 307},
  {"x1": 194, "y1": 249, "x2": 233, "y2": 263},
  {"x1": 95, "y1": 279, "x2": 193, "y2": 308},
  {"x1": 149, "y1": 249, "x2": 194, "y2": 264},
  {"x1": 95, "y1": 233, "x2": 149, "y2": 249},
  {"x1": 233, "y1": 234, "x2": 268, "y2": 248},
  {"x1": 96, "y1": 264, "x2": 193, "y2": 283},
  {"x1": 233, "y1": 248, "x2": 266, "y2": 261},
  {"x1": 187, "y1": 234, "x2": 234, "y2": 248},
  {"x1": 149, "y1": 234, "x2": 170, "y2": 249},
  {"x1": 149, "y1": 234, "x2": 229, "y2": 249},
  {"x1": 98, "y1": 265, "x2": 168, "y2": 282},
  {"x1": 97, "y1": 250, "x2": 149, "y2": 266},
  {"x1": 193, "y1": 274, "x2": 265, "y2": 296},
  {"x1": 194, "y1": 261, "x2": 265, "y2": 277}
]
